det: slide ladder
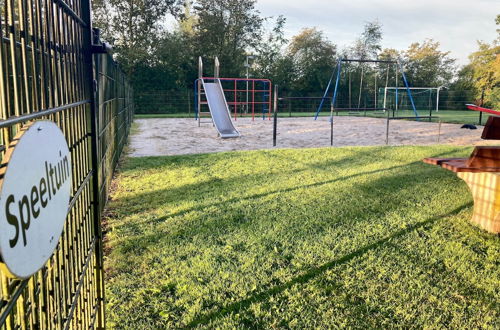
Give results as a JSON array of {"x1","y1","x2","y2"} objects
[{"x1": 201, "y1": 78, "x2": 240, "y2": 138}]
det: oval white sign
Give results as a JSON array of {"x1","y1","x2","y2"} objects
[{"x1": 0, "y1": 121, "x2": 72, "y2": 279}]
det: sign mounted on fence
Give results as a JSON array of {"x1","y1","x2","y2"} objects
[{"x1": 0, "y1": 121, "x2": 72, "y2": 279}]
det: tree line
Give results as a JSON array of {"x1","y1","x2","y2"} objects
[{"x1": 92, "y1": 0, "x2": 500, "y2": 112}]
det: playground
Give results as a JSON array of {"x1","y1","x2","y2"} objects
[
  {"x1": 1, "y1": 0, "x2": 499, "y2": 328},
  {"x1": 107, "y1": 56, "x2": 500, "y2": 328},
  {"x1": 130, "y1": 117, "x2": 492, "y2": 157}
]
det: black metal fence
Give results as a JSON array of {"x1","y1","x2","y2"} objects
[
  {"x1": 277, "y1": 90, "x2": 486, "y2": 124},
  {"x1": 135, "y1": 90, "x2": 193, "y2": 115},
  {"x1": 0, "y1": 0, "x2": 133, "y2": 328},
  {"x1": 134, "y1": 88, "x2": 481, "y2": 122}
]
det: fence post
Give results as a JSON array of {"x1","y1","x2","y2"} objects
[
  {"x1": 81, "y1": 6, "x2": 106, "y2": 328},
  {"x1": 386, "y1": 110, "x2": 390, "y2": 145},
  {"x1": 330, "y1": 100, "x2": 334, "y2": 146},
  {"x1": 273, "y1": 85, "x2": 278, "y2": 147},
  {"x1": 479, "y1": 89, "x2": 485, "y2": 125}
]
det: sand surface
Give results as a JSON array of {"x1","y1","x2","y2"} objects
[{"x1": 129, "y1": 117, "x2": 494, "y2": 157}]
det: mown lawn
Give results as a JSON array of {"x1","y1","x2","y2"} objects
[{"x1": 105, "y1": 146, "x2": 499, "y2": 329}]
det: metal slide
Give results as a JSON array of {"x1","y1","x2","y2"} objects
[{"x1": 202, "y1": 79, "x2": 240, "y2": 138}]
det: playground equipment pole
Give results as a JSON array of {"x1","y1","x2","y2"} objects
[
  {"x1": 383, "y1": 87, "x2": 388, "y2": 110},
  {"x1": 246, "y1": 55, "x2": 255, "y2": 114},
  {"x1": 386, "y1": 110, "x2": 390, "y2": 145},
  {"x1": 436, "y1": 86, "x2": 443, "y2": 112},
  {"x1": 198, "y1": 57, "x2": 203, "y2": 126},
  {"x1": 315, "y1": 60, "x2": 342, "y2": 120},
  {"x1": 214, "y1": 57, "x2": 220, "y2": 78},
  {"x1": 330, "y1": 60, "x2": 342, "y2": 114},
  {"x1": 315, "y1": 62, "x2": 338, "y2": 120},
  {"x1": 398, "y1": 61, "x2": 419, "y2": 119}
]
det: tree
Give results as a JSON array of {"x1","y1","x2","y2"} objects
[
  {"x1": 378, "y1": 48, "x2": 399, "y2": 62},
  {"x1": 452, "y1": 64, "x2": 476, "y2": 91},
  {"x1": 373, "y1": 48, "x2": 401, "y2": 91},
  {"x1": 152, "y1": 32, "x2": 197, "y2": 88},
  {"x1": 468, "y1": 41, "x2": 500, "y2": 108},
  {"x1": 456, "y1": 15, "x2": 500, "y2": 109},
  {"x1": 92, "y1": 0, "x2": 182, "y2": 72},
  {"x1": 287, "y1": 28, "x2": 337, "y2": 93},
  {"x1": 178, "y1": 1, "x2": 197, "y2": 36},
  {"x1": 340, "y1": 21, "x2": 383, "y2": 107},
  {"x1": 400, "y1": 39, "x2": 456, "y2": 87},
  {"x1": 193, "y1": 0, "x2": 264, "y2": 77},
  {"x1": 253, "y1": 16, "x2": 294, "y2": 90},
  {"x1": 349, "y1": 20, "x2": 383, "y2": 60},
  {"x1": 496, "y1": 14, "x2": 500, "y2": 38}
]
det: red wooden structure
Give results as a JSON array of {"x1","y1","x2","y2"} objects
[{"x1": 196, "y1": 77, "x2": 272, "y2": 121}]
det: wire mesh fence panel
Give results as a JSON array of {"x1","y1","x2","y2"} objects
[
  {"x1": 378, "y1": 89, "x2": 485, "y2": 124},
  {"x1": 278, "y1": 90, "x2": 485, "y2": 124},
  {"x1": 95, "y1": 51, "x2": 134, "y2": 210},
  {"x1": 380, "y1": 89, "x2": 478, "y2": 111},
  {"x1": 135, "y1": 90, "x2": 193, "y2": 115},
  {"x1": 0, "y1": 0, "x2": 133, "y2": 328}
]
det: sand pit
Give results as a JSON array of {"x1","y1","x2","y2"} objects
[{"x1": 129, "y1": 117, "x2": 494, "y2": 157}]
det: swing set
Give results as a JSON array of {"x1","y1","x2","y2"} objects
[{"x1": 315, "y1": 58, "x2": 419, "y2": 120}]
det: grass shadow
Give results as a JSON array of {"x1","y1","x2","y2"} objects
[
  {"x1": 186, "y1": 202, "x2": 472, "y2": 328},
  {"x1": 111, "y1": 147, "x2": 465, "y2": 224}
]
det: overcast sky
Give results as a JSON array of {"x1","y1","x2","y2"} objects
[{"x1": 255, "y1": 0, "x2": 500, "y2": 65}]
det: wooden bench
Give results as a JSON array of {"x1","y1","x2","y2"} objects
[{"x1": 423, "y1": 114, "x2": 500, "y2": 234}]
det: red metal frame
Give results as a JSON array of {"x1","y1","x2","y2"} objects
[{"x1": 200, "y1": 77, "x2": 272, "y2": 121}]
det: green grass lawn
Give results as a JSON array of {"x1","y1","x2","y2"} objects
[
  {"x1": 105, "y1": 146, "x2": 499, "y2": 329},
  {"x1": 134, "y1": 110, "x2": 488, "y2": 125},
  {"x1": 134, "y1": 113, "x2": 195, "y2": 119}
]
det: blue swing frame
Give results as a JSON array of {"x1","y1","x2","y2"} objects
[{"x1": 314, "y1": 59, "x2": 419, "y2": 120}]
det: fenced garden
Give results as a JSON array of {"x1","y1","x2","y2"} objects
[{"x1": 1, "y1": 0, "x2": 499, "y2": 328}]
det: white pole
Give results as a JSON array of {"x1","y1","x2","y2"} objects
[
  {"x1": 198, "y1": 57, "x2": 203, "y2": 125},
  {"x1": 436, "y1": 87, "x2": 441, "y2": 112},
  {"x1": 214, "y1": 57, "x2": 220, "y2": 78},
  {"x1": 198, "y1": 56, "x2": 203, "y2": 78},
  {"x1": 245, "y1": 55, "x2": 255, "y2": 115},
  {"x1": 383, "y1": 87, "x2": 388, "y2": 110}
]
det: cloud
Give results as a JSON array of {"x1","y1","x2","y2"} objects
[{"x1": 256, "y1": 0, "x2": 500, "y2": 64}]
